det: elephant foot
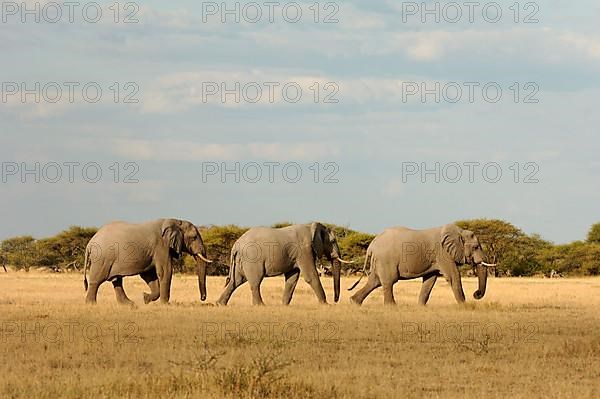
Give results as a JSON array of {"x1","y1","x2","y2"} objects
[
  {"x1": 116, "y1": 297, "x2": 136, "y2": 307},
  {"x1": 383, "y1": 295, "x2": 397, "y2": 305},
  {"x1": 349, "y1": 296, "x2": 362, "y2": 305},
  {"x1": 143, "y1": 292, "x2": 159, "y2": 304}
]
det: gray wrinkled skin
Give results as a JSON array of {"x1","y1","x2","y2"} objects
[
  {"x1": 83, "y1": 219, "x2": 209, "y2": 305},
  {"x1": 216, "y1": 222, "x2": 343, "y2": 306},
  {"x1": 350, "y1": 224, "x2": 489, "y2": 306}
]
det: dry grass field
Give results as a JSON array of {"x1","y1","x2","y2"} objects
[{"x1": 1, "y1": 272, "x2": 599, "y2": 398}]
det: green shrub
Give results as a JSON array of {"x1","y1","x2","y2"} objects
[
  {"x1": 1, "y1": 236, "x2": 36, "y2": 271},
  {"x1": 587, "y1": 223, "x2": 600, "y2": 244},
  {"x1": 199, "y1": 225, "x2": 249, "y2": 275}
]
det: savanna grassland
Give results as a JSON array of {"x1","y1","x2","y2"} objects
[{"x1": 1, "y1": 272, "x2": 599, "y2": 398}]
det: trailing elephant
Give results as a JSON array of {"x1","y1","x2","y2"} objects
[
  {"x1": 349, "y1": 224, "x2": 494, "y2": 305},
  {"x1": 216, "y1": 222, "x2": 352, "y2": 306},
  {"x1": 83, "y1": 218, "x2": 212, "y2": 305}
]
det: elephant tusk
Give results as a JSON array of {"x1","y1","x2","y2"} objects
[
  {"x1": 481, "y1": 262, "x2": 497, "y2": 267},
  {"x1": 195, "y1": 253, "x2": 213, "y2": 263},
  {"x1": 336, "y1": 257, "x2": 354, "y2": 264}
]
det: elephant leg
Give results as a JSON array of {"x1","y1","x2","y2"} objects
[
  {"x1": 449, "y1": 272, "x2": 466, "y2": 304},
  {"x1": 216, "y1": 267, "x2": 247, "y2": 306},
  {"x1": 248, "y1": 276, "x2": 265, "y2": 306},
  {"x1": 140, "y1": 269, "x2": 160, "y2": 304},
  {"x1": 302, "y1": 268, "x2": 327, "y2": 304},
  {"x1": 155, "y1": 258, "x2": 173, "y2": 304},
  {"x1": 85, "y1": 281, "x2": 101, "y2": 304},
  {"x1": 382, "y1": 282, "x2": 396, "y2": 305},
  {"x1": 350, "y1": 272, "x2": 381, "y2": 305},
  {"x1": 282, "y1": 268, "x2": 301, "y2": 305},
  {"x1": 112, "y1": 277, "x2": 135, "y2": 306},
  {"x1": 418, "y1": 274, "x2": 438, "y2": 305}
]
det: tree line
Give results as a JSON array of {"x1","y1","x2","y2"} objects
[{"x1": 1, "y1": 220, "x2": 600, "y2": 277}]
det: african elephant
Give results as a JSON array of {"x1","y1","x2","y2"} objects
[
  {"x1": 216, "y1": 222, "x2": 352, "y2": 306},
  {"x1": 83, "y1": 219, "x2": 212, "y2": 305},
  {"x1": 349, "y1": 224, "x2": 494, "y2": 305}
]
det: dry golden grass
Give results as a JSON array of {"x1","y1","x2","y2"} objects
[{"x1": 1, "y1": 272, "x2": 599, "y2": 398}]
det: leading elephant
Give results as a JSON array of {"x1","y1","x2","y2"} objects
[
  {"x1": 349, "y1": 224, "x2": 494, "y2": 305},
  {"x1": 216, "y1": 222, "x2": 352, "y2": 306},
  {"x1": 83, "y1": 218, "x2": 212, "y2": 305}
]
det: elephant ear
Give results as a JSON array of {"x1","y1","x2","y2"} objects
[
  {"x1": 310, "y1": 222, "x2": 325, "y2": 259},
  {"x1": 162, "y1": 221, "x2": 184, "y2": 257},
  {"x1": 441, "y1": 224, "x2": 466, "y2": 264}
]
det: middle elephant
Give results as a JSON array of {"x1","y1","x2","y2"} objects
[{"x1": 216, "y1": 222, "x2": 351, "y2": 306}]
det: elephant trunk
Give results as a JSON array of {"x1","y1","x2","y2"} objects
[
  {"x1": 473, "y1": 263, "x2": 488, "y2": 300},
  {"x1": 332, "y1": 258, "x2": 341, "y2": 303},
  {"x1": 194, "y1": 255, "x2": 208, "y2": 301}
]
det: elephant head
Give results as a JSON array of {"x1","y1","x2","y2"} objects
[
  {"x1": 441, "y1": 224, "x2": 492, "y2": 300},
  {"x1": 161, "y1": 219, "x2": 212, "y2": 301},
  {"x1": 310, "y1": 222, "x2": 352, "y2": 303}
]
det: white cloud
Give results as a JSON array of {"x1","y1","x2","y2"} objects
[
  {"x1": 142, "y1": 69, "x2": 383, "y2": 112},
  {"x1": 407, "y1": 36, "x2": 445, "y2": 61},
  {"x1": 105, "y1": 139, "x2": 340, "y2": 162},
  {"x1": 142, "y1": 69, "x2": 467, "y2": 112},
  {"x1": 559, "y1": 32, "x2": 600, "y2": 60}
]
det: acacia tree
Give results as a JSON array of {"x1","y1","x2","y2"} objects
[
  {"x1": 1, "y1": 236, "x2": 37, "y2": 271},
  {"x1": 587, "y1": 223, "x2": 600, "y2": 244},
  {"x1": 36, "y1": 226, "x2": 97, "y2": 271},
  {"x1": 455, "y1": 219, "x2": 551, "y2": 276}
]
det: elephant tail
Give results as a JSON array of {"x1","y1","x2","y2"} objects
[
  {"x1": 348, "y1": 249, "x2": 372, "y2": 291},
  {"x1": 83, "y1": 245, "x2": 91, "y2": 291},
  {"x1": 224, "y1": 247, "x2": 237, "y2": 287}
]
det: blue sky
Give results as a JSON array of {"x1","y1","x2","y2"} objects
[{"x1": 1, "y1": 0, "x2": 599, "y2": 243}]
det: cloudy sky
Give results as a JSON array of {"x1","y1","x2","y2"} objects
[{"x1": 1, "y1": 0, "x2": 599, "y2": 243}]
